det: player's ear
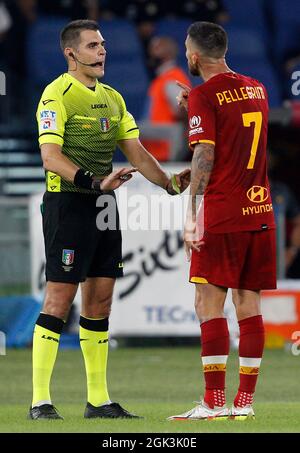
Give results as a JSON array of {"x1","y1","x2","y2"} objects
[{"x1": 191, "y1": 53, "x2": 198, "y2": 65}]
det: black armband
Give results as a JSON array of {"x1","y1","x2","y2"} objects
[{"x1": 74, "y1": 169, "x2": 102, "y2": 192}]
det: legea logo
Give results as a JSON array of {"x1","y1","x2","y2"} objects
[
  {"x1": 189, "y1": 115, "x2": 201, "y2": 128},
  {"x1": 247, "y1": 185, "x2": 269, "y2": 203}
]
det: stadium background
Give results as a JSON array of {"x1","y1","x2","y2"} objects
[{"x1": 0, "y1": 0, "x2": 300, "y2": 434}]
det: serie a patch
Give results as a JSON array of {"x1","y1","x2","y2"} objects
[{"x1": 40, "y1": 110, "x2": 57, "y2": 130}]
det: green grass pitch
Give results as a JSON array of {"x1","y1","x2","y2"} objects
[{"x1": 0, "y1": 347, "x2": 299, "y2": 433}]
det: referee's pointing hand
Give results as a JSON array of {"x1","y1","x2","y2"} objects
[{"x1": 100, "y1": 167, "x2": 137, "y2": 191}]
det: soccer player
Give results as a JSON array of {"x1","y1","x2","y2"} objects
[
  {"x1": 168, "y1": 22, "x2": 276, "y2": 421},
  {"x1": 29, "y1": 19, "x2": 190, "y2": 420}
]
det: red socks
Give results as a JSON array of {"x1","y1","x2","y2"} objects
[
  {"x1": 234, "y1": 315, "x2": 265, "y2": 408},
  {"x1": 201, "y1": 318, "x2": 229, "y2": 408},
  {"x1": 200, "y1": 315, "x2": 264, "y2": 409},
  {"x1": 200, "y1": 315, "x2": 264, "y2": 408}
]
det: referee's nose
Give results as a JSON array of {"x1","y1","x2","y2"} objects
[
  {"x1": 98, "y1": 46, "x2": 106, "y2": 57},
  {"x1": 99, "y1": 43, "x2": 106, "y2": 56}
]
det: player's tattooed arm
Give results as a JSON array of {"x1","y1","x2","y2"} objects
[
  {"x1": 184, "y1": 143, "x2": 214, "y2": 257},
  {"x1": 192, "y1": 143, "x2": 215, "y2": 194},
  {"x1": 190, "y1": 143, "x2": 215, "y2": 218}
]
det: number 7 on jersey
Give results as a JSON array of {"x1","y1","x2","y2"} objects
[{"x1": 242, "y1": 111, "x2": 262, "y2": 170}]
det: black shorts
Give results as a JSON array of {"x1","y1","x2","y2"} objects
[{"x1": 42, "y1": 191, "x2": 123, "y2": 283}]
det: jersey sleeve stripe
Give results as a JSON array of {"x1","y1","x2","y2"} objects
[
  {"x1": 63, "y1": 83, "x2": 72, "y2": 96},
  {"x1": 39, "y1": 132, "x2": 64, "y2": 139},
  {"x1": 190, "y1": 139, "x2": 216, "y2": 145},
  {"x1": 126, "y1": 127, "x2": 139, "y2": 133}
]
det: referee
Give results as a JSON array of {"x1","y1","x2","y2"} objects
[{"x1": 29, "y1": 20, "x2": 190, "y2": 420}]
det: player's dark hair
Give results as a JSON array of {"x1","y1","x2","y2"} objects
[
  {"x1": 60, "y1": 19, "x2": 100, "y2": 50},
  {"x1": 187, "y1": 22, "x2": 228, "y2": 58}
]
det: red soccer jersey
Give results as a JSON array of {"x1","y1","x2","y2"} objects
[{"x1": 188, "y1": 72, "x2": 276, "y2": 233}]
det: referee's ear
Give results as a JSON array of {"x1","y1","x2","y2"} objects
[{"x1": 64, "y1": 47, "x2": 75, "y2": 64}]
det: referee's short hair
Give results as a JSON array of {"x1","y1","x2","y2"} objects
[
  {"x1": 60, "y1": 19, "x2": 100, "y2": 50},
  {"x1": 187, "y1": 22, "x2": 228, "y2": 59}
]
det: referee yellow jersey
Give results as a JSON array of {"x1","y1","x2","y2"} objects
[{"x1": 36, "y1": 73, "x2": 139, "y2": 193}]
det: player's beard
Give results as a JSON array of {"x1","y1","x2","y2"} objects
[{"x1": 188, "y1": 61, "x2": 200, "y2": 77}]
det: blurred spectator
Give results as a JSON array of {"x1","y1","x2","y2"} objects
[
  {"x1": 100, "y1": 1, "x2": 170, "y2": 60},
  {"x1": 172, "y1": 0, "x2": 229, "y2": 24},
  {"x1": 271, "y1": 181, "x2": 300, "y2": 278},
  {"x1": 37, "y1": 0, "x2": 99, "y2": 20},
  {"x1": 142, "y1": 36, "x2": 191, "y2": 161},
  {"x1": 279, "y1": 36, "x2": 300, "y2": 99},
  {"x1": 284, "y1": 52, "x2": 300, "y2": 76},
  {"x1": 0, "y1": 2, "x2": 11, "y2": 40},
  {"x1": 100, "y1": 1, "x2": 229, "y2": 71},
  {"x1": 1, "y1": 1, "x2": 36, "y2": 122},
  {"x1": 2, "y1": 0, "x2": 36, "y2": 70},
  {"x1": 269, "y1": 152, "x2": 300, "y2": 278},
  {"x1": 0, "y1": 2, "x2": 11, "y2": 121},
  {"x1": 100, "y1": 0, "x2": 228, "y2": 23},
  {"x1": 0, "y1": 2, "x2": 11, "y2": 69},
  {"x1": 101, "y1": 0, "x2": 166, "y2": 22},
  {"x1": 2, "y1": 0, "x2": 35, "y2": 72}
]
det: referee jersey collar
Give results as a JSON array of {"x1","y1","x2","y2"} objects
[{"x1": 64, "y1": 73, "x2": 101, "y2": 97}]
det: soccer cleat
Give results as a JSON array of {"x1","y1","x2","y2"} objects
[
  {"x1": 167, "y1": 401, "x2": 229, "y2": 421},
  {"x1": 84, "y1": 402, "x2": 142, "y2": 419},
  {"x1": 228, "y1": 404, "x2": 255, "y2": 420},
  {"x1": 28, "y1": 404, "x2": 64, "y2": 420}
]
